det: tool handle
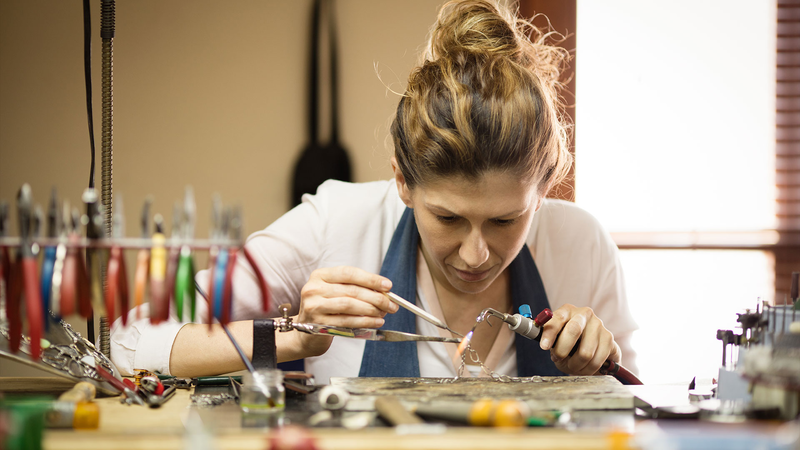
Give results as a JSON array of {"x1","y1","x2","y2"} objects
[
  {"x1": 22, "y1": 257, "x2": 43, "y2": 360},
  {"x1": 375, "y1": 395, "x2": 424, "y2": 426},
  {"x1": 243, "y1": 246, "x2": 271, "y2": 312}
]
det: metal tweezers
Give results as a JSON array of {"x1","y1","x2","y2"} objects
[{"x1": 292, "y1": 322, "x2": 462, "y2": 343}]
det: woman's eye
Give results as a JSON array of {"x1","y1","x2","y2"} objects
[
  {"x1": 493, "y1": 218, "x2": 516, "y2": 226},
  {"x1": 436, "y1": 215, "x2": 458, "y2": 224}
]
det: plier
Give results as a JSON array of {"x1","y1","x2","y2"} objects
[
  {"x1": 206, "y1": 196, "x2": 222, "y2": 330},
  {"x1": 221, "y1": 208, "x2": 241, "y2": 325},
  {"x1": 0, "y1": 203, "x2": 9, "y2": 326},
  {"x1": 83, "y1": 189, "x2": 106, "y2": 317},
  {"x1": 148, "y1": 214, "x2": 167, "y2": 325},
  {"x1": 39, "y1": 189, "x2": 59, "y2": 329},
  {"x1": 14, "y1": 185, "x2": 44, "y2": 360},
  {"x1": 212, "y1": 208, "x2": 231, "y2": 325},
  {"x1": 105, "y1": 195, "x2": 129, "y2": 325},
  {"x1": 159, "y1": 202, "x2": 181, "y2": 324},
  {"x1": 133, "y1": 199, "x2": 151, "y2": 320},
  {"x1": 173, "y1": 187, "x2": 196, "y2": 322}
]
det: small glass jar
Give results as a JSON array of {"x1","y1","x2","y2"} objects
[{"x1": 240, "y1": 369, "x2": 285, "y2": 414}]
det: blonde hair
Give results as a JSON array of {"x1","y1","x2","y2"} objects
[{"x1": 392, "y1": 0, "x2": 572, "y2": 195}]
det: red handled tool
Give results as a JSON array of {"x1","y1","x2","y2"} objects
[
  {"x1": 16, "y1": 185, "x2": 44, "y2": 360},
  {"x1": 133, "y1": 199, "x2": 151, "y2": 320},
  {"x1": 105, "y1": 196, "x2": 129, "y2": 325}
]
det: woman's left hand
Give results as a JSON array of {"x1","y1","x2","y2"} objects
[{"x1": 538, "y1": 304, "x2": 620, "y2": 376}]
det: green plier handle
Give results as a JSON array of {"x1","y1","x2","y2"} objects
[{"x1": 174, "y1": 245, "x2": 196, "y2": 322}]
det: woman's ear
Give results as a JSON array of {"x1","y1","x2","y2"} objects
[{"x1": 391, "y1": 157, "x2": 414, "y2": 208}]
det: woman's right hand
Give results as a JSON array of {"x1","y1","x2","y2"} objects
[{"x1": 292, "y1": 266, "x2": 398, "y2": 358}]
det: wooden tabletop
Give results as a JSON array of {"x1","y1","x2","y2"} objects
[{"x1": 0, "y1": 377, "x2": 620, "y2": 450}]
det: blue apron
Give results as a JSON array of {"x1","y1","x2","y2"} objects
[{"x1": 359, "y1": 208, "x2": 563, "y2": 377}]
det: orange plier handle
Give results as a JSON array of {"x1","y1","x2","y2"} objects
[{"x1": 133, "y1": 249, "x2": 150, "y2": 321}]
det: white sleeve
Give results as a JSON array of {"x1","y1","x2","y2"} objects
[
  {"x1": 110, "y1": 186, "x2": 332, "y2": 376},
  {"x1": 589, "y1": 231, "x2": 639, "y2": 376}
]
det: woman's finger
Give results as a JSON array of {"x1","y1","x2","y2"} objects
[{"x1": 306, "y1": 296, "x2": 387, "y2": 319}]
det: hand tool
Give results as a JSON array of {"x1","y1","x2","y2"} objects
[
  {"x1": 48, "y1": 201, "x2": 70, "y2": 318},
  {"x1": 149, "y1": 214, "x2": 167, "y2": 324},
  {"x1": 58, "y1": 381, "x2": 97, "y2": 403},
  {"x1": 16, "y1": 184, "x2": 44, "y2": 360},
  {"x1": 57, "y1": 206, "x2": 87, "y2": 317},
  {"x1": 375, "y1": 395, "x2": 425, "y2": 426},
  {"x1": 222, "y1": 208, "x2": 241, "y2": 325},
  {"x1": 242, "y1": 245, "x2": 271, "y2": 312},
  {"x1": 173, "y1": 187, "x2": 196, "y2": 322},
  {"x1": 133, "y1": 198, "x2": 151, "y2": 320},
  {"x1": 6, "y1": 245, "x2": 22, "y2": 354},
  {"x1": 413, "y1": 398, "x2": 532, "y2": 428},
  {"x1": 385, "y1": 292, "x2": 463, "y2": 338},
  {"x1": 83, "y1": 188, "x2": 106, "y2": 317},
  {"x1": 40, "y1": 189, "x2": 59, "y2": 328},
  {"x1": 161, "y1": 202, "x2": 181, "y2": 324},
  {"x1": 212, "y1": 209, "x2": 231, "y2": 325},
  {"x1": 459, "y1": 305, "x2": 643, "y2": 385},
  {"x1": 94, "y1": 365, "x2": 144, "y2": 406},
  {"x1": 291, "y1": 322, "x2": 463, "y2": 343},
  {"x1": 0, "y1": 202, "x2": 11, "y2": 324},
  {"x1": 206, "y1": 196, "x2": 222, "y2": 330},
  {"x1": 73, "y1": 208, "x2": 93, "y2": 319},
  {"x1": 104, "y1": 195, "x2": 129, "y2": 325}
]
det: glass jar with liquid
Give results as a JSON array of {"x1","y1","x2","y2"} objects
[{"x1": 240, "y1": 369, "x2": 285, "y2": 414}]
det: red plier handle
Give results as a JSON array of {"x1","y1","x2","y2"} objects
[
  {"x1": 105, "y1": 246, "x2": 129, "y2": 326},
  {"x1": 6, "y1": 256, "x2": 22, "y2": 354},
  {"x1": 242, "y1": 246, "x2": 271, "y2": 312},
  {"x1": 221, "y1": 247, "x2": 238, "y2": 325}
]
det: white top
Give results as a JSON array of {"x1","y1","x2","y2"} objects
[{"x1": 110, "y1": 180, "x2": 638, "y2": 384}]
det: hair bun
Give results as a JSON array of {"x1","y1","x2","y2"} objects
[
  {"x1": 424, "y1": 0, "x2": 568, "y2": 89},
  {"x1": 428, "y1": 0, "x2": 519, "y2": 59}
]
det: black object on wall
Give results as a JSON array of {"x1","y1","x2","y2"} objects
[{"x1": 291, "y1": 0, "x2": 351, "y2": 208}]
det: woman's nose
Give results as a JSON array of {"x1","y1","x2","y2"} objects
[{"x1": 459, "y1": 229, "x2": 490, "y2": 269}]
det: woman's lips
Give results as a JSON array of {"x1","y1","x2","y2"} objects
[{"x1": 454, "y1": 268, "x2": 491, "y2": 282}]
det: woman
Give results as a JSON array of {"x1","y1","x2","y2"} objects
[{"x1": 111, "y1": 0, "x2": 637, "y2": 383}]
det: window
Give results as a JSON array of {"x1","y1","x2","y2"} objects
[{"x1": 576, "y1": 0, "x2": 777, "y2": 383}]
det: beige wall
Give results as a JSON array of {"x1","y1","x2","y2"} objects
[{"x1": 0, "y1": 0, "x2": 446, "y2": 376}]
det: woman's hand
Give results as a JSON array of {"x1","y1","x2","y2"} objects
[
  {"x1": 538, "y1": 304, "x2": 620, "y2": 376},
  {"x1": 293, "y1": 266, "x2": 398, "y2": 357}
]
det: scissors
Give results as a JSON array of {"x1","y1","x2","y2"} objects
[
  {"x1": 15, "y1": 185, "x2": 44, "y2": 360},
  {"x1": 291, "y1": 322, "x2": 463, "y2": 343},
  {"x1": 173, "y1": 187, "x2": 196, "y2": 322},
  {"x1": 105, "y1": 195, "x2": 129, "y2": 325}
]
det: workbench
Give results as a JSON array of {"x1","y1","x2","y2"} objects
[{"x1": 0, "y1": 377, "x2": 793, "y2": 450}]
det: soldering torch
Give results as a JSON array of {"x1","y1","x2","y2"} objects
[{"x1": 458, "y1": 305, "x2": 643, "y2": 385}]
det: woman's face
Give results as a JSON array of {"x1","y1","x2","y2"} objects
[{"x1": 394, "y1": 163, "x2": 541, "y2": 296}]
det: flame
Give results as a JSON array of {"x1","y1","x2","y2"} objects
[{"x1": 455, "y1": 330, "x2": 474, "y2": 358}]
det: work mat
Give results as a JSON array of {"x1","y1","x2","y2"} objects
[{"x1": 331, "y1": 376, "x2": 633, "y2": 411}]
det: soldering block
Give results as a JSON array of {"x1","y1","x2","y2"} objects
[{"x1": 330, "y1": 376, "x2": 633, "y2": 412}]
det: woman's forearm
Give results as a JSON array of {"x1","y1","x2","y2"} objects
[{"x1": 168, "y1": 320, "x2": 310, "y2": 377}]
